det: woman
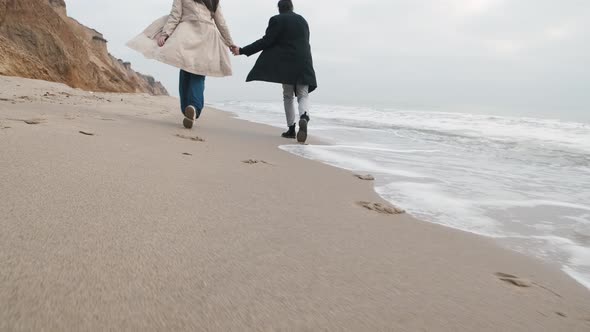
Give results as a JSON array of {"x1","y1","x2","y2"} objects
[{"x1": 127, "y1": 0, "x2": 235, "y2": 129}]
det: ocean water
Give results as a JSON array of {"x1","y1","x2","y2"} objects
[{"x1": 212, "y1": 101, "x2": 590, "y2": 290}]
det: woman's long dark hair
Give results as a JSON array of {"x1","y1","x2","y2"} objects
[{"x1": 195, "y1": 0, "x2": 219, "y2": 14}]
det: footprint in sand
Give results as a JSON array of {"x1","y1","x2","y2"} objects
[
  {"x1": 8, "y1": 118, "x2": 46, "y2": 125},
  {"x1": 17, "y1": 96, "x2": 33, "y2": 102},
  {"x1": 79, "y1": 131, "x2": 95, "y2": 136},
  {"x1": 176, "y1": 134, "x2": 205, "y2": 142},
  {"x1": 495, "y1": 272, "x2": 533, "y2": 287},
  {"x1": 242, "y1": 159, "x2": 271, "y2": 165},
  {"x1": 497, "y1": 273, "x2": 564, "y2": 298},
  {"x1": 355, "y1": 174, "x2": 375, "y2": 181},
  {"x1": 357, "y1": 201, "x2": 405, "y2": 215},
  {"x1": 25, "y1": 119, "x2": 46, "y2": 125},
  {"x1": 182, "y1": 152, "x2": 192, "y2": 156}
]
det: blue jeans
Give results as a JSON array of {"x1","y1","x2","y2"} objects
[{"x1": 179, "y1": 70, "x2": 205, "y2": 118}]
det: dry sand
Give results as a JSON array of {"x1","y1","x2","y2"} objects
[{"x1": 1, "y1": 76, "x2": 589, "y2": 331}]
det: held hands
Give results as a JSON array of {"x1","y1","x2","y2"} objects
[
  {"x1": 230, "y1": 45, "x2": 241, "y2": 56},
  {"x1": 157, "y1": 34, "x2": 169, "y2": 47}
]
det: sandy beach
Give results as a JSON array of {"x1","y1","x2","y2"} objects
[{"x1": 1, "y1": 75, "x2": 589, "y2": 331}]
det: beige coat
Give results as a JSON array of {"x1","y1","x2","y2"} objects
[{"x1": 126, "y1": 0, "x2": 234, "y2": 77}]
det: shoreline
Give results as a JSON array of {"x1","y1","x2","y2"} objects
[
  {"x1": 1, "y1": 76, "x2": 589, "y2": 330},
  {"x1": 213, "y1": 101, "x2": 590, "y2": 293}
]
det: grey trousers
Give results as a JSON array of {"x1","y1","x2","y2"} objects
[{"x1": 283, "y1": 84, "x2": 310, "y2": 127}]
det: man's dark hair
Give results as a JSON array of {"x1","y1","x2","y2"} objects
[{"x1": 278, "y1": 0, "x2": 294, "y2": 13}]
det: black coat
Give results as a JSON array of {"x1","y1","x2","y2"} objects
[{"x1": 240, "y1": 12, "x2": 317, "y2": 93}]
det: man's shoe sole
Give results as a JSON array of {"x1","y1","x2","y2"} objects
[{"x1": 297, "y1": 119, "x2": 308, "y2": 143}]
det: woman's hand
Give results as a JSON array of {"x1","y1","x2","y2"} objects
[{"x1": 157, "y1": 34, "x2": 169, "y2": 47}]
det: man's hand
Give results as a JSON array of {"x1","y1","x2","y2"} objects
[
  {"x1": 230, "y1": 46, "x2": 240, "y2": 56},
  {"x1": 157, "y1": 34, "x2": 168, "y2": 47}
]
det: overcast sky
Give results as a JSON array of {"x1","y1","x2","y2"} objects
[{"x1": 68, "y1": 0, "x2": 589, "y2": 119}]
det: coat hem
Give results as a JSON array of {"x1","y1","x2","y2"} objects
[
  {"x1": 126, "y1": 40, "x2": 232, "y2": 78},
  {"x1": 246, "y1": 77, "x2": 317, "y2": 93}
]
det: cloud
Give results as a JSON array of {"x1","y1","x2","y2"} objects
[{"x1": 450, "y1": 0, "x2": 503, "y2": 17}]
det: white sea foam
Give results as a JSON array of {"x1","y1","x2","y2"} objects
[
  {"x1": 567, "y1": 245, "x2": 590, "y2": 267},
  {"x1": 375, "y1": 182, "x2": 501, "y2": 237},
  {"x1": 563, "y1": 267, "x2": 590, "y2": 290},
  {"x1": 213, "y1": 101, "x2": 590, "y2": 290},
  {"x1": 307, "y1": 145, "x2": 441, "y2": 154},
  {"x1": 482, "y1": 200, "x2": 590, "y2": 211},
  {"x1": 280, "y1": 145, "x2": 431, "y2": 179}
]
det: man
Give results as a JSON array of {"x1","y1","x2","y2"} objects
[{"x1": 232, "y1": 0, "x2": 317, "y2": 143}]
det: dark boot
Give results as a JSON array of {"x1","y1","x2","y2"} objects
[
  {"x1": 281, "y1": 124, "x2": 296, "y2": 139},
  {"x1": 297, "y1": 113, "x2": 310, "y2": 143}
]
